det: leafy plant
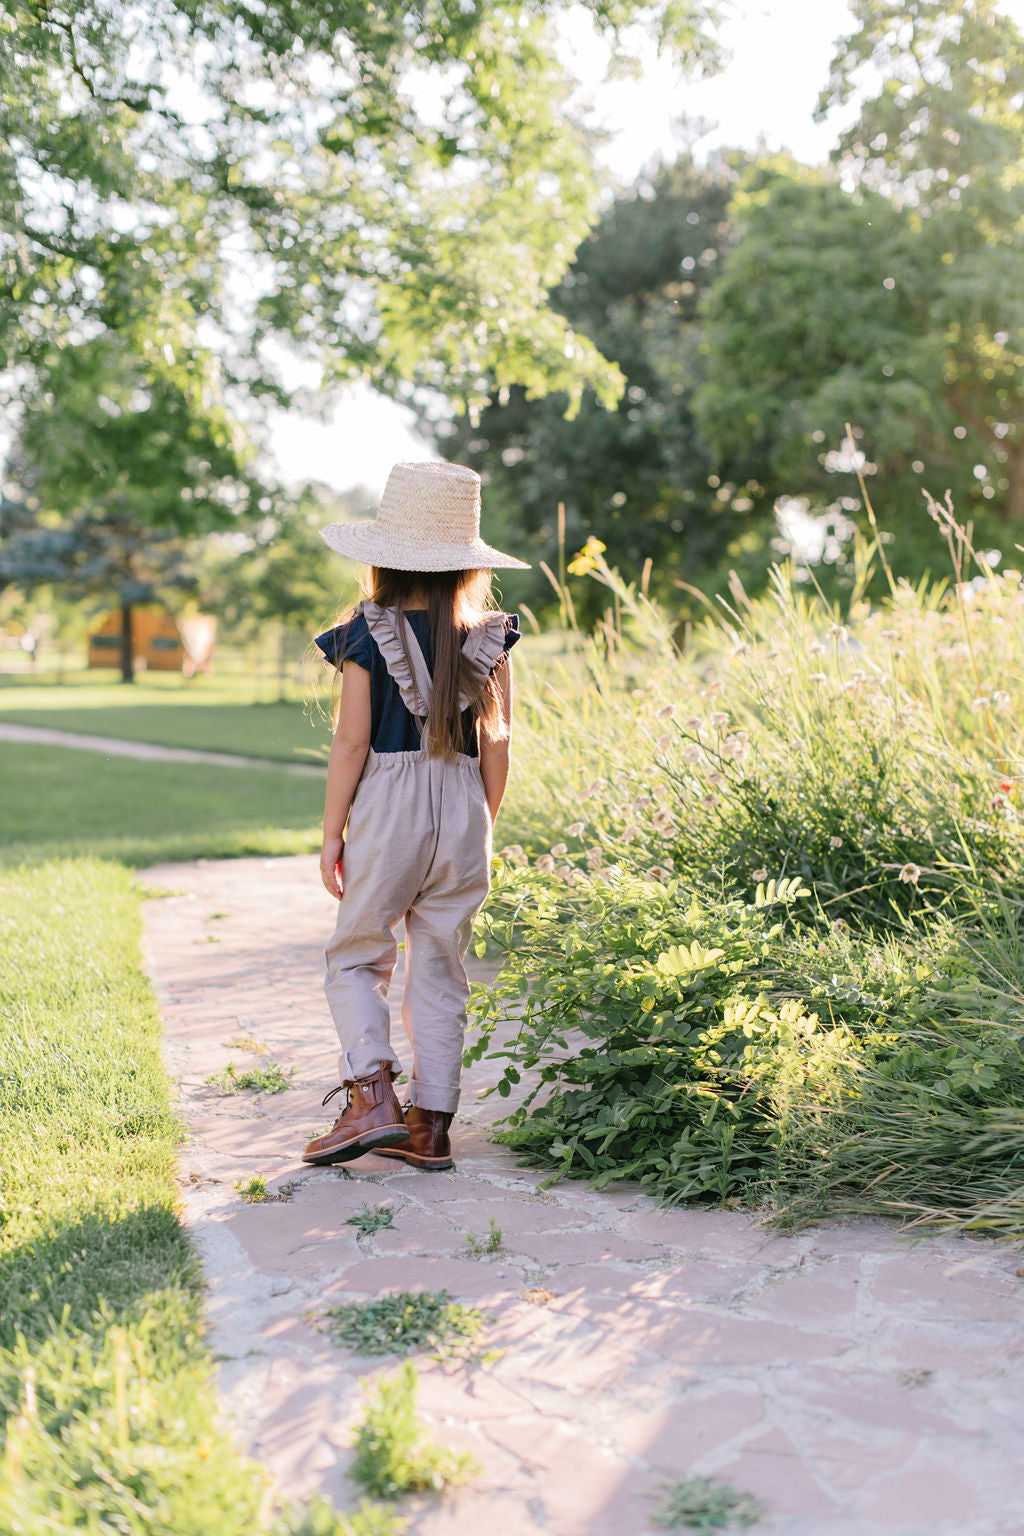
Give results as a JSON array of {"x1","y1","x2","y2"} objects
[
  {"x1": 349, "y1": 1362, "x2": 476, "y2": 1501},
  {"x1": 465, "y1": 1220, "x2": 503, "y2": 1255},
  {"x1": 205, "y1": 1060, "x2": 295, "y2": 1095},
  {"x1": 234, "y1": 1174, "x2": 267, "y2": 1203},
  {"x1": 346, "y1": 1204, "x2": 395, "y2": 1236},
  {"x1": 322, "y1": 1292, "x2": 485, "y2": 1359},
  {"x1": 652, "y1": 1475, "x2": 764, "y2": 1531}
]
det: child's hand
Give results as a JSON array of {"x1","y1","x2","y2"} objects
[{"x1": 320, "y1": 837, "x2": 344, "y2": 900}]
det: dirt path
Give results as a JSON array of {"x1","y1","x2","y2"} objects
[
  {"x1": 0, "y1": 721, "x2": 319, "y2": 773},
  {"x1": 140, "y1": 854, "x2": 1024, "y2": 1536}
]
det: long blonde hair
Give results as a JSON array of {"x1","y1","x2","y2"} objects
[{"x1": 365, "y1": 568, "x2": 507, "y2": 759}]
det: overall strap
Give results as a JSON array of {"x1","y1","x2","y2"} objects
[
  {"x1": 362, "y1": 601, "x2": 433, "y2": 722},
  {"x1": 362, "y1": 601, "x2": 511, "y2": 721}
]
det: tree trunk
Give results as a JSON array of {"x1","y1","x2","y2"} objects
[{"x1": 119, "y1": 598, "x2": 134, "y2": 684}]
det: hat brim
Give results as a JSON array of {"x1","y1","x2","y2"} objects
[{"x1": 320, "y1": 519, "x2": 530, "y2": 571}]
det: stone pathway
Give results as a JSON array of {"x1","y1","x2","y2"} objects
[
  {"x1": 0, "y1": 721, "x2": 319, "y2": 773},
  {"x1": 140, "y1": 854, "x2": 1024, "y2": 1536}
]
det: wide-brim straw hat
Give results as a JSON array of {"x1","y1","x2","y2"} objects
[{"x1": 320, "y1": 461, "x2": 530, "y2": 572}]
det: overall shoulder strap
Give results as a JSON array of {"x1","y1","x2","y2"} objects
[{"x1": 362, "y1": 601, "x2": 433, "y2": 721}]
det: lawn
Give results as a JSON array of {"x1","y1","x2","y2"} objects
[
  {"x1": 0, "y1": 860, "x2": 391, "y2": 1535},
  {"x1": 0, "y1": 671, "x2": 332, "y2": 763},
  {"x1": 0, "y1": 744, "x2": 324, "y2": 866}
]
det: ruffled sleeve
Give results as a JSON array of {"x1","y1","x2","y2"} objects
[
  {"x1": 497, "y1": 613, "x2": 521, "y2": 664},
  {"x1": 459, "y1": 612, "x2": 520, "y2": 705},
  {"x1": 314, "y1": 606, "x2": 373, "y2": 672}
]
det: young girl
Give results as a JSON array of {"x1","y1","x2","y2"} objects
[{"x1": 302, "y1": 461, "x2": 528, "y2": 1172}]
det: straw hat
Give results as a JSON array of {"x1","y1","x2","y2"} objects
[{"x1": 320, "y1": 461, "x2": 530, "y2": 572}]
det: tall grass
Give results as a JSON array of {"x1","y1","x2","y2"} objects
[{"x1": 484, "y1": 512, "x2": 1024, "y2": 1234}]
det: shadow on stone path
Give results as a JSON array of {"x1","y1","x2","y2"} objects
[{"x1": 140, "y1": 854, "x2": 1024, "y2": 1536}]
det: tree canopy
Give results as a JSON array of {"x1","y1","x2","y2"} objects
[{"x1": 1, "y1": 0, "x2": 723, "y2": 433}]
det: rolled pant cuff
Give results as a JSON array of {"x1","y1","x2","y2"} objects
[
  {"x1": 339, "y1": 1048, "x2": 402, "y2": 1083},
  {"x1": 409, "y1": 1076, "x2": 461, "y2": 1114}
]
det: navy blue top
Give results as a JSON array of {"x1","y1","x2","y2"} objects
[{"x1": 315, "y1": 609, "x2": 520, "y2": 757}]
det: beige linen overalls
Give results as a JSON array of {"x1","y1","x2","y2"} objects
[{"x1": 323, "y1": 603, "x2": 502, "y2": 1114}]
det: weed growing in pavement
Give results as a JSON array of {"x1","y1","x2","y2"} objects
[
  {"x1": 322, "y1": 1291, "x2": 485, "y2": 1358},
  {"x1": 349, "y1": 1361, "x2": 476, "y2": 1500},
  {"x1": 652, "y1": 1475, "x2": 764, "y2": 1531},
  {"x1": 346, "y1": 1204, "x2": 395, "y2": 1235},
  {"x1": 205, "y1": 1060, "x2": 295, "y2": 1094},
  {"x1": 465, "y1": 1219, "x2": 503, "y2": 1255},
  {"x1": 223, "y1": 1035, "x2": 268, "y2": 1055},
  {"x1": 234, "y1": 1174, "x2": 268, "y2": 1203}
]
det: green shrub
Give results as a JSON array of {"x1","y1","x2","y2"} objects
[{"x1": 469, "y1": 861, "x2": 1024, "y2": 1229}]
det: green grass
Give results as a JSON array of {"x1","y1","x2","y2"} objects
[
  {"x1": 321, "y1": 1292, "x2": 486, "y2": 1359},
  {"x1": 0, "y1": 859, "x2": 401, "y2": 1535},
  {"x1": 349, "y1": 1362, "x2": 476, "y2": 1501},
  {"x1": 652, "y1": 1476, "x2": 765, "y2": 1531},
  {"x1": 0, "y1": 672, "x2": 331, "y2": 763},
  {"x1": 205, "y1": 1060, "x2": 297, "y2": 1094},
  {"x1": 0, "y1": 863, "x2": 300, "y2": 1529},
  {"x1": 0, "y1": 743, "x2": 322, "y2": 866},
  {"x1": 346, "y1": 1205, "x2": 396, "y2": 1236}
]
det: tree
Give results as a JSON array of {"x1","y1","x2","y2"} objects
[
  {"x1": 1, "y1": 0, "x2": 725, "y2": 430},
  {"x1": 820, "y1": 0, "x2": 1024, "y2": 522},
  {"x1": 437, "y1": 153, "x2": 742, "y2": 618},
  {"x1": 200, "y1": 484, "x2": 362, "y2": 697},
  {"x1": 0, "y1": 338, "x2": 256, "y2": 680},
  {"x1": 693, "y1": 2, "x2": 1024, "y2": 581}
]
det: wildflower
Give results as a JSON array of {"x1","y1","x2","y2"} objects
[
  {"x1": 536, "y1": 854, "x2": 555, "y2": 873},
  {"x1": 656, "y1": 704, "x2": 676, "y2": 721},
  {"x1": 722, "y1": 732, "x2": 750, "y2": 759},
  {"x1": 809, "y1": 673, "x2": 828, "y2": 685},
  {"x1": 751, "y1": 867, "x2": 768, "y2": 882},
  {"x1": 682, "y1": 744, "x2": 702, "y2": 764},
  {"x1": 699, "y1": 793, "x2": 719, "y2": 809},
  {"x1": 585, "y1": 846, "x2": 605, "y2": 869},
  {"x1": 621, "y1": 823, "x2": 641, "y2": 842},
  {"x1": 808, "y1": 640, "x2": 826, "y2": 657},
  {"x1": 554, "y1": 864, "x2": 574, "y2": 880},
  {"x1": 993, "y1": 691, "x2": 1011, "y2": 712},
  {"x1": 703, "y1": 679, "x2": 723, "y2": 698},
  {"x1": 686, "y1": 715, "x2": 704, "y2": 731},
  {"x1": 970, "y1": 696, "x2": 990, "y2": 712},
  {"x1": 647, "y1": 865, "x2": 673, "y2": 883},
  {"x1": 632, "y1": 795, "x2": 654, "y2": 809},
  {"x1": 580, "y1": 778, "x2": 608, "y2": 799},
  {"x1": 550, "y1": 843, "x2": 568, "y2": 857},
  {"x1": 829, "y1": 836, "x2": 843, "y2": 850},
  {"x1": 898, "y1": 863, "x2": 921, "y2": 885},
  {"x1": 709, "y1": 711, "x2": 729, "y2": 729},
  {"x1": 656, "y1": 734, "x2": 672, "y2": 751},
  {"x1": 652, "y1": 809, "x2": 677, "y2": 832},
  {"x1": 827, "y1": 624, "x2": 849, "y2": 642},
  {"x1": 498, "y1": 845, "x2": 527, "y2": 866},
  {"x1": 566, "y1": 822, "x2": 585, "y2": 838}
]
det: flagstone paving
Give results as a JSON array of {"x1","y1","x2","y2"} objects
[{"x1": 140, "y1": 853, "x2": 1024, "y2": 1536}]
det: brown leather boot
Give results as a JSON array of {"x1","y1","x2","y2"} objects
[
  {"x1": 302, "y1": 1066, "x2": 410, "y2": 1165},
  {"x1": 376, "y1": 1104, "x2": 454, "y2": 1170}
]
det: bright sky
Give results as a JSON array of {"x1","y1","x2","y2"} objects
[{"x1": 270, "y1": 0, "x2": 1024, "y2": 498}]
